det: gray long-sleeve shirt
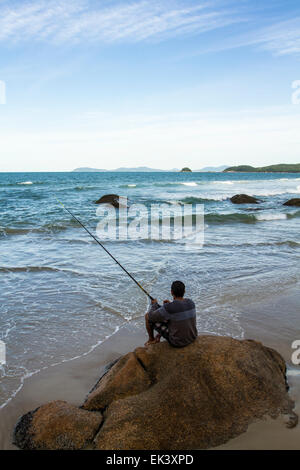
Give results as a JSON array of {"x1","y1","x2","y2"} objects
[{"x1": 148, "y1": 298, "x2": 198, "y2": 347}]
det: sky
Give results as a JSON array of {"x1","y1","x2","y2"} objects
[{"x1": 0, "y1": 0, "x2": 300, "y2": 171}]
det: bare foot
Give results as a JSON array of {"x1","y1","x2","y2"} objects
[{"x1": 144, "y1": 335, "x2": 161, "y2": 347}]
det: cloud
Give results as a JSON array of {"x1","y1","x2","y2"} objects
[
  {"x1": 192, "y1": 15, "x2": 300, "y2": 57},
  {"x1": 0, "y1": 0, "x2": 244, "y2": 45},
  {"x1": 256, "y1": 18, "x2": 300, "y2": 56}
]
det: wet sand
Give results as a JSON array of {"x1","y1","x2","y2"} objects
[
  {"x1": 0, "y1": 324, "x2": 145, "y2": 450},
  {"x1": 216, "y1": 288, "x2": 300, "y2": 450},
  {"x1": 0, "y1": 289, "x2": 299, "y2": 450}
]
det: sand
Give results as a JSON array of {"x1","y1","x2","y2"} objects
[{"x1": 0, "y1": 288, "x2": 300, "y2": 450}]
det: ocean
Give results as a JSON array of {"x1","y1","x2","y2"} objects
[{"x1": 0, "y1": 171, "x2": 300, "y2": 409}]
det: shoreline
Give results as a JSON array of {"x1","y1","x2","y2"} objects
[
  {"x1": 0, "y1": 324, "x2": 146, "y2": 450},
  {"x1": 1, "y1": 289, "x2": 300, "y2": 450}
]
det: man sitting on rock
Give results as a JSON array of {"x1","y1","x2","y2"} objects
[{"x1": 145, "y1": 280, "x2": 197, "y2": 347}]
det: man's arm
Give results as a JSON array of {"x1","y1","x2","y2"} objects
[{"x1": 147, "y1": 299, "x2": 168, "y2": 323}]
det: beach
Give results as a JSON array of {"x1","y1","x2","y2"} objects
[
  {"x1": 1, "y1": 287, "x2": 300, "y2": 450},
  {"x1": 0, "y1": 171, "x2": 300, "y2": 449}
]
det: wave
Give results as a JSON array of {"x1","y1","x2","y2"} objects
[
  {"x1": 0, "y1": 266, "x2": 83, "y2": 275},
  {"x1": 212, "y1": 181, "x2": 234, "y2": 185},
  {"x1": 0, "y1": 220, "x2": 81, "y2": 236},
  {"x1": 287, "y1": 210, "x2": 300, "y2": 219},
  {"x1": 179, "y1": 196, "x2": 225, "y2": 204},
  {"x1": 205, "y1": 211, "x2": 300, "y2": 225},
  {"x1": 2, "y1": 207, "x2": 299, "y2": 239},
  {"x1": 255, "y1": 213, "x2": 287, "y2": 221},
  {"x1": 181, "y1": 182, "x2": 198, "y2": 187},
  {"x1": 205, "y1": 213, "x2": 256, "y2": 224},
  {"x1": 206, "y1": 240, "x2": 300, "y2": 248},
  {"x1": 152, "y1": 182, "x2": 199, "y2": 188},
  {"x1": 17, "y1": 181, "x2": 33, "y2": 185},
  {"x1": 119, "y1": 184, "x2": 137, "y2": 188}
]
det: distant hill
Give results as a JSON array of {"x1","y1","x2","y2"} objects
[
  {"x1": 73, "y1": 167, "x2": 107, "y2": 172},
  {"x1": 196, "y1": 165, "x2": 229, "y2": 172},
  {"x1": 72, "y1": 167, "x2": 179, "y2": 172},
  {"x1": 223, "y1": 163, "x2": 300, "y2": 173}
]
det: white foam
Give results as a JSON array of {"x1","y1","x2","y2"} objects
[
  {"x1": 181, "y1": 182, "x2": 197, "y2": 187},
  {"x1": 287, "y1": 369, "x2": 300, "y2": 377},
  {"x1": 255, "y1": 213, "x2": 287, "y2": 221},
  {"x1": 128, "y1": 184, "x2": 136, "y2": 187},
  {"x1": 18, "y1": 181, "x2": 33, "y2": 185},
  {"x1": 213, "y1": 181, "x2": 234, "y2": 185}
]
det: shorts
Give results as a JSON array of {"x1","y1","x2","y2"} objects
[{"x1": 150, "y1": 320, "x2": 169, "y2": 340}]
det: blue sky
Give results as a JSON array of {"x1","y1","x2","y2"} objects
[{"x1": 0, "y1": 0, "x2": 300, "y2": 171}]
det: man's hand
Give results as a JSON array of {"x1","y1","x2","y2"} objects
[
  {"x1": 163, "y1": 299, "x2": 170, "y2": 304},
  {"x1": 151, "y1": 298, "x2": 158, "y2": 305}
]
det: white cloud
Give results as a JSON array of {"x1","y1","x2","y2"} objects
[
  {"x1": 256, "y1": 18, "x2": 300, "y2": 56},
  {"x1": 0, "y1": 0, "x2": 243, "y2": 44},
  {"x1": 193, "y1": 16, "x2": 300, "y2": 57}
]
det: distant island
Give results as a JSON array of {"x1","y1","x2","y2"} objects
[
  {"x1": 180, "y1": 167, "x2": 192, "y2": 172},
  {"x1": 73, "y1": 165, "x2": 229, "y2": 172},
  {"x1": 72, "y1": 166, "x2": 179, "y2": 172},
  {"x1": 196, "y1": 165, "x2": 229, "y2": 172},
  {"x1": 223, "y1": 163, "x2": 300, "y2": 173}
]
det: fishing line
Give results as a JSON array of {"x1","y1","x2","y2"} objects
[{"x1": 56, "y1": 198, "x2": 154, "y2": 301}]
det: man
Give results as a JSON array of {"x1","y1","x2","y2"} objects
[{"x1": 145, "y1": 280, "x2": 197, "y2": 348}]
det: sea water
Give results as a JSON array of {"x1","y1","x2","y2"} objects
[{"x1": 0, "y1": 171, "x2": 299, "y2": 407}]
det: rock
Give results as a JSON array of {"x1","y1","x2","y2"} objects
[
  {"x1": 283, "y1": 411, "x2": 298, "y2": 429},
  {"x1": 13, "y1": 400, "x2": 102, "y2": 450},
  {"x1": 13, "y1": 336, "x2": 296, "y2": 450},
  {"x1": 230, "y1": 194, "x2": 260, "y2": 204},
  {"x1": 83, "y1": 352, "x2": 152, "y2": 411},
  {"x1": 94, "y1": 194, "x2": 123, "y2": 208},
  {"x1": 90, "y1": 336, "x2": 294, "y2": 450},
  {"x1": 283, "y1": 198, "x2": 300, "y2": 207}
]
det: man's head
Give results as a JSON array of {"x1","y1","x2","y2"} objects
[{"x1": 171, "y1": 280, "x2": 185, "y2": 299}]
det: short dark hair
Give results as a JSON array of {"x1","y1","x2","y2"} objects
[{"x1": 171, "y1": 280, "x2": 185, "y2": 298}]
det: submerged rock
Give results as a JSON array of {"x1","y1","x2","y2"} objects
[
  {"x1": 13, "y1": 336, "x2": 296, "y2": 450},
  {"x1": 283, "y1": 198, "x2": 300, "y2": 207},
  {"x1": 94, "y1": 194, "x2": 123, "y2": 208},
  {"x1": 230, "y1": 194, "x2": 260, "y2": 204}
]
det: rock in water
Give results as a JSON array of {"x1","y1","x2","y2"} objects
[
  {"x1": 13, "y1": 336, "x2": 296, "y2": 450},
  {"x1": 94, "y1": 194, "x2": 122, "y2": 208},
  {"x1": 283, "y1": 198, "x2": 300, "y2": 207},
  {"x1": 230, "y1": 194, "x2": 260, "y2": 204},
  {"x1": 13, "y1": 401, "x2": 102, "y2": 450}
]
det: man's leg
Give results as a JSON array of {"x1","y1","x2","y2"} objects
[{"x1": 145, "y1": 314, "x2": 161, "y2": 346}]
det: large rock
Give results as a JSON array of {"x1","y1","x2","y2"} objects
[
  {"x1": 13, "y1": 336, "x2": 296, "y2": 450},
  {"x1": 83, "y1": 352, "x2": 152, "y2": 411},
  {"x1": 13, "y1": 400, "x2": 102, "y2": 450},
  {"x1": 90, "y1": 337, "x2": 295, "y2": 450},
  {"x1": 94, "y1": 194, "x2": 123, "y2": 208},
  {"x1": 230, "y1": 194, "x2": 260, "y2": 204},
  {"x1": 283, "y1": 198, "x2": 300, "y2": 207}
]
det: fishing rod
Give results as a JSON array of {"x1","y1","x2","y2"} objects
[{"x1": 56, "y1": 198, "x2": 154, "y2": 301}]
